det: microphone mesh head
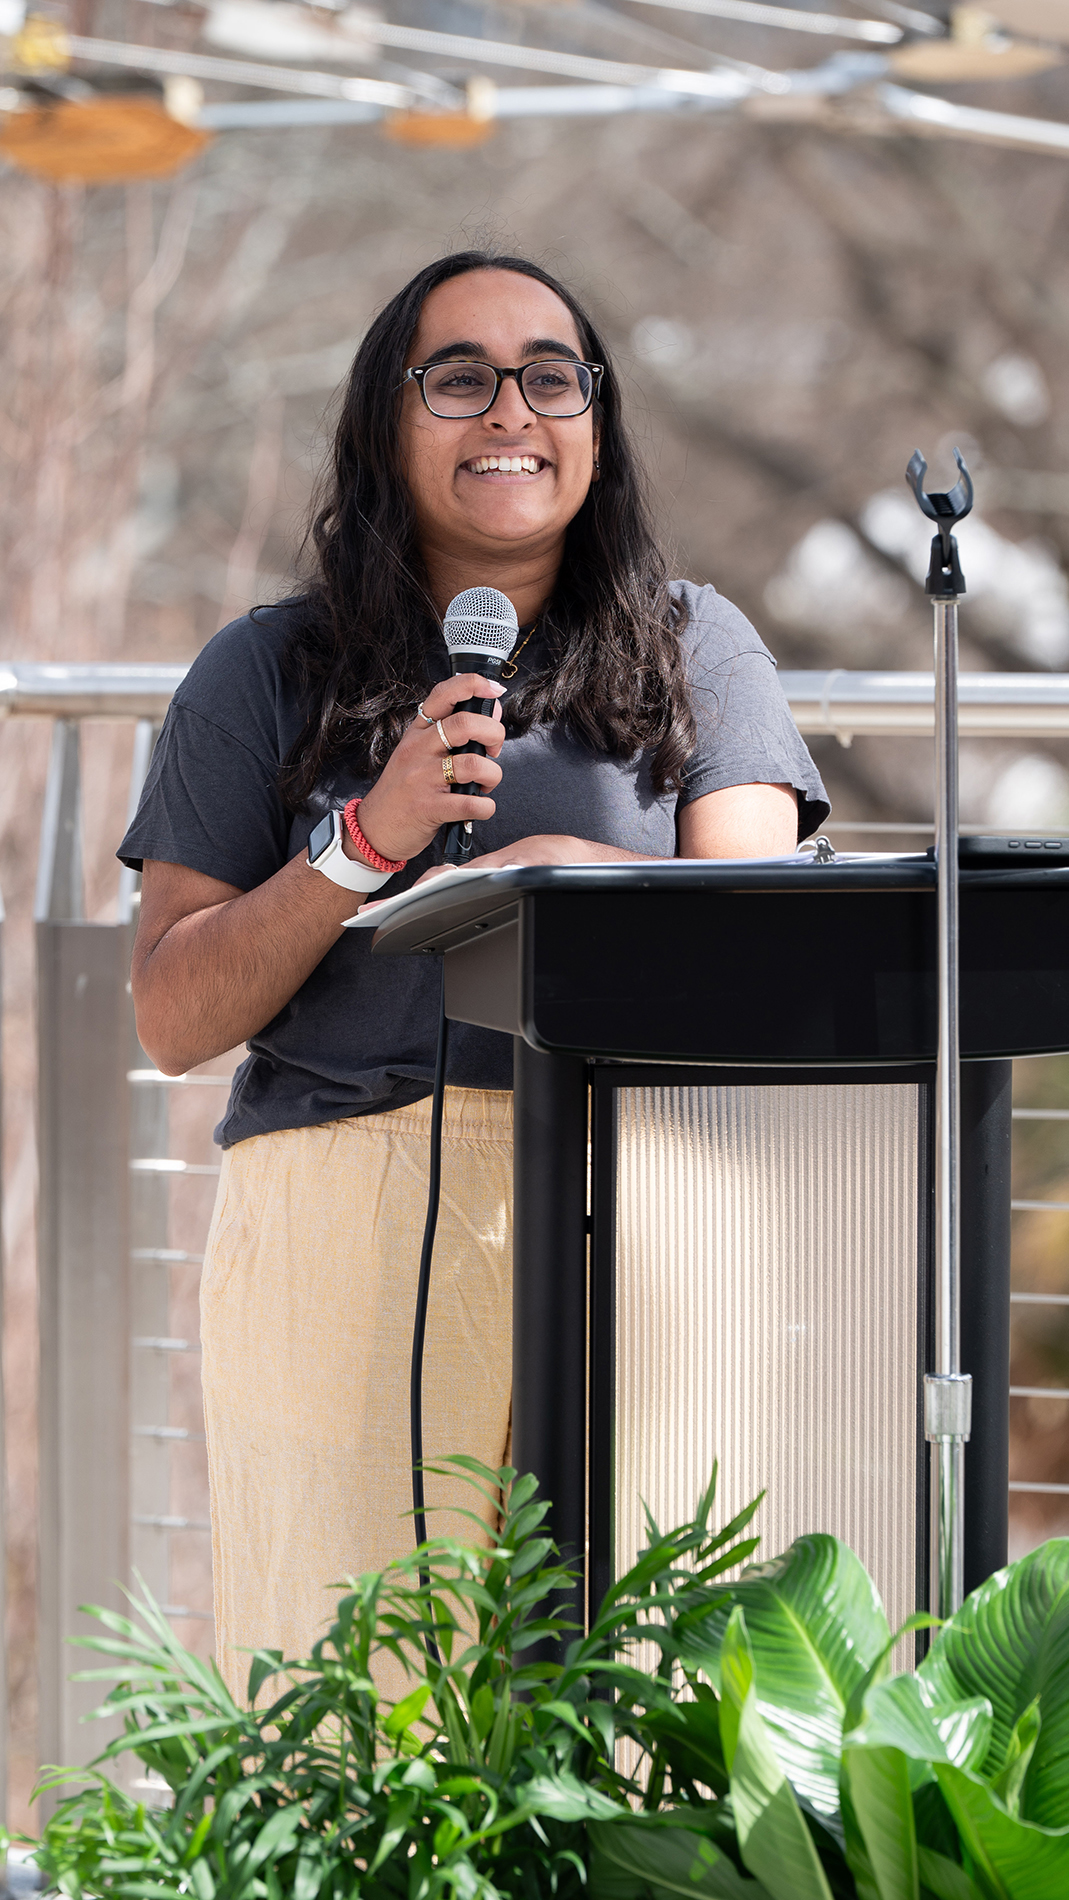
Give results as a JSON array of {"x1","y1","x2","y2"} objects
[{"x1": 443, "y1": 587, "x2": 519, "y2": 660}]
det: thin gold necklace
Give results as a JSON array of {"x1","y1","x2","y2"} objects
[{"x1": 500, "y1": 620, "x2": 538, "y2": 681}]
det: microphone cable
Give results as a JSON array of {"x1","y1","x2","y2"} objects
[{"x1": 410, "y1": 961, "x2": 448, "y2": 1662}]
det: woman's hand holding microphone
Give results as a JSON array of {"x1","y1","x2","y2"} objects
[{"x1": 347, "y1": 674, "x2": 506, "y2": 869}]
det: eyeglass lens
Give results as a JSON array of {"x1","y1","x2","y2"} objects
[{"x1": 421, "y1": 360, "x2": 594, "y2": 417}]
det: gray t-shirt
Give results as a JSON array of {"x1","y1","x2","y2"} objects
[{"x1": 119, "y1": 584, "x2": 828, "y2": 1146}]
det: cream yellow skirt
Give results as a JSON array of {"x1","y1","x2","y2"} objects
[{"x1": 200, "y1": 1088, "x2": 513, "y2": 1700}]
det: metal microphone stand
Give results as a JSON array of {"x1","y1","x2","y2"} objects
[{"x1": 906, "y1": 447, "x2": 974, "y2": 1619}]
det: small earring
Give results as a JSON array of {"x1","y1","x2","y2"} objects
[{"x1": 593, "y1": 458, "x2": 600, "y2": 474}]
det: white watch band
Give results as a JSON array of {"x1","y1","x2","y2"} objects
[{"x1": 308, "y1": 809, "x2": 393, "y2": 894}]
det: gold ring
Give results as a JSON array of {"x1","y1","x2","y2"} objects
[{"x1": 442, "y1": 753, "x2": 457, "y2": 786}]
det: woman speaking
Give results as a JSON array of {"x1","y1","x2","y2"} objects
[{"x1": 120, "y1": 250, "x2": 828, "y2": 1693}]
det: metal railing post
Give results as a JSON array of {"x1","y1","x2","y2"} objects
[
  {"x1": 37, "y1": 721, "x2": 133, "y2": 1789},
  {"x1": 121, "y1": 722, "x2": 176, "y2": 1612}
]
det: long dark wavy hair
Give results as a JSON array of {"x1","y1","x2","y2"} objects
[{"x1": 278, "y1": 249, "x2": 697, "y2": 810}]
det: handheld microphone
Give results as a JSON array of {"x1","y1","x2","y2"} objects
[{"x1": 441, "y1": 587, "x2": 519, "y2": 863}]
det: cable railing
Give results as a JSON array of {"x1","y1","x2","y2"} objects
[{"x1": 10, "y1": 661, "x2": 1069, "y2": 1793}]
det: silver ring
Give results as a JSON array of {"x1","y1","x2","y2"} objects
[
  {"x1": 435, "y1": 718, "x2": 450, "y2": 750},
  {"x1": 416, "y1": 702, "x2": 434, "y2": 727}
]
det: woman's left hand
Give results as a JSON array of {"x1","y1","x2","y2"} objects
[
  {"x1": 410, "y1": 836, "x2": 644, "y2": 887},
  {"x1": 460, "y1": 834, "x2": 592, "y2": 872}
]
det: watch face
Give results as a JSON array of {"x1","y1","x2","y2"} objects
[{"x1": 308, "y1": 812, "x2": 336, "y2": 863}]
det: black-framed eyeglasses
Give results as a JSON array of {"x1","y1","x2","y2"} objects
[{"x1": 400, "y1": 358, "x2": 603, "y2": 419}]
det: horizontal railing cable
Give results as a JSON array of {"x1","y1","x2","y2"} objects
[
  {"x1": 133, "y1": 1514, "x2": 211, "y2": 1531},
  {"x1": 128, "y1": 1069, "x2": 233, "y2": 1087},
  {"x1": 130, "y1": 1158, "x2": 221, "y2": 1177},
  {"x1": 131, "y1": 1248, "x2": 204, "y2": 1263}
]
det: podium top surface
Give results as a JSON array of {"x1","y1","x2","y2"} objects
[
  {"x1": 368, "y1": 851, "x2": 1069, "y2": 959},
  {"x1": 367, "y1": 852, "x2": 1069, "y2": 1064}
]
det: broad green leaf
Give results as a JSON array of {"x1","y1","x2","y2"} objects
[
  {"x1": 384, "y1": 1682, "x2": 431, "y2": 1738},
  {"x1": 588, "y1": 1816, "x2": 769, "y2": 1900},
  {"x1": 719, "y1": 1607, "x2": 754, "y2": 1776},
  {"x1": 520, "y1": 1772, "x2": 623, "y2": 1820},
  {"x1": 854, "y1": 1676, "x2": 992, "y2": 1774},
  {"x1": 730, "y1": 1683, "x2": 833, "y2": 1900},
  {"x1": 245, "y1": 1650, "x2": 283, "y2": 1707},
  {"x1": 919, "y1": 1540, "x2": 1069, "y2": 1824},
  {"x1": 244, "y1": 1803, "x2": 303, "y2": 1873},
  {"x1": 368, "y1": 1790, "x2": 419, "y2": 1872},
  {"x1": 844, "y1": 1618, "x2": 944, "y2": 1738},
  {"x1": 685, "y1": 1535, "x2": 890, "y2": 1817},
  {"x1": 840, "y1": 1772, "x2": 881, "y2": 1900},
  {"x1": 640, "y1": 1697, "x2": 729, "y2": 1797},
  {"x1": 183, "y1": 1812, "x2": 213, "y2": 1864},
  {"x1": 912, "y1": 1782, "x2": 961, "y2": 1861},
  {"x1": 991, "y1": 1702, "x2": 1040, "y2": 1817},
  {"x1": 292, "y1": 1835, "x2": 324, "y2": 1900},
  {"x1": 400, "y1": 1756, "x2": 436, "y2": 1791},
  {"x1": 434, "y1": 1775, "x2": 483, "y2": 1799},
  {"x1": 841, "y1": 1743, "x2": 918, "y2": 1900},
  {"x1": 915, "y1": 1847, "x2": 983, "y2": 1900},
  {"x1": 190, "y1": 1859, "x2": 216, "y2": 1900},
  {"x1": 512, "y1": 1536, "x2": 556, "y2": 1579},
  {"x1": 485, "y1": 1683, "x2": 516, "y2": 1775},
  {"x1": 934, "y1": 1761, "x2": 1069, "y2": 1900},
  {"x1": 469, "y1": 1681, "x2": 495, "y2": 1741}
]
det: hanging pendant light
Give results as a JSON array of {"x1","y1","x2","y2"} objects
[{"x1": 0, "y1": 95, "x2": 211, "y2": 183}]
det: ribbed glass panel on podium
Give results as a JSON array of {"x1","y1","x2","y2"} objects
[{"x1": 611, "y1": 1082, "x2": 926, "y2": 1634}]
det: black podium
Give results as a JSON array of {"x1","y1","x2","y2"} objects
[{"x1": 373, "y1": 855, "x2": 1069, "y2": 1629}]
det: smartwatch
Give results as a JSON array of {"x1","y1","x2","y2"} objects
[{"x1": 307, "y1": 809, "x2": 394, "y2": 894}]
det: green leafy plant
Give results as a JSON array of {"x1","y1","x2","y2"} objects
[
  {"x1": 26, "y1": 1459, "x2": 1069, "y2": 1900},
  {"x1": 583, "y1": 1522, "x2": 1069, "y2": 1900}
]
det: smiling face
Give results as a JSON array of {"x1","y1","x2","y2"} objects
[{"x1": 398, "y1": 268, "x2": 599, "y2": 604}]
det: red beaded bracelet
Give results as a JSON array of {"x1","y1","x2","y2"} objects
[{"x1": 342, "y1": 797, "x2": 407, "y2": 874}]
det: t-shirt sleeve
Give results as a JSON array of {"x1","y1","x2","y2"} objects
[
  {"x1": 118, "y1": 700, "x2": 291, "y2": 888},
  {"x1": 676, "y1": 583, "x2": 830, "y2": 840}
]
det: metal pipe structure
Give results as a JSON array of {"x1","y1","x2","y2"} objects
[
  {"x1": 0, "y1": 663, "x2": 188, "y2": 720},
  {"x1": 10, "y1": 660, "x2": 1069, "y2": 736},
  {"x1": 34, "y1": 21, "x2": 1069, "y2": 156},
  {"x1": 906, "y1": 450, "x2": 974, "y2": 1620},
  {"x1": 782, "y1": 670, "x2": 1069, "y2": 741}
]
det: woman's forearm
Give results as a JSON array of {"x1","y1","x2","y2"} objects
[
  {"x1": 133, "y1": 851, "x2": 364, "y2": 1074},
  {"x1": 133, "y1": 674, "x2": 512, "y2": 1072}
]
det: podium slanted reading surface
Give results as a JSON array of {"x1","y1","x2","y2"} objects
[{"x1": 371, "y1": 854, "x2": 1069, "y2": 1632}]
